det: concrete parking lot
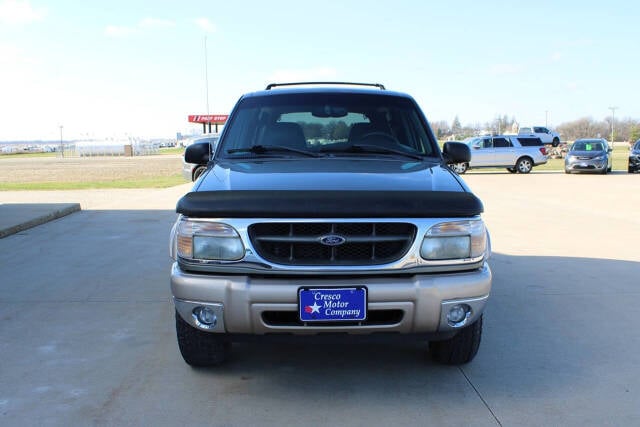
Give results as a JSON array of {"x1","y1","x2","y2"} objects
[{"x1": 1, "y1": 172, "x2": 639, "y2": 426}]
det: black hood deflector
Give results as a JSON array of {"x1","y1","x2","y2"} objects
[{"x1": 177, "y1": 190, "x2": 483, "y2": 218}]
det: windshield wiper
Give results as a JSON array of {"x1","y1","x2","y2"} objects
[
  {"x1": 319, "y1": 144, "x2": 425, "y2": 161},
  {"x1": 227, "y1": 145, "x2": 319, "y2": 157}
]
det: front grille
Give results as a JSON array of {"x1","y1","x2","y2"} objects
[{"x1": 248, "y1": 222, "x2": 416, "y2": 266}]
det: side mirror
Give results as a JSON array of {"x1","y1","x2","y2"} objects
[
  {"x1": 442, "y1": 142, "x2": 471, "y2": 164},
  {"x1": 184, "y1": 141, "x2": 211, "y2": 164}
]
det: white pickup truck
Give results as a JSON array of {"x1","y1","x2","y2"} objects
[{"x1": 518, "y1": 126, "x2": 561, "y2": 147}]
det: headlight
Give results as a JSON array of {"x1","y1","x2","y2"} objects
[
  {"x1": 420, "y1": 220, "x2": 486, "y2": 261},
  {"x1": 176, "y1": 219, "x2": 244, "y2": 261},
  {"x1": 593, "y1": 155, "x2": 605, "y2": 161}
]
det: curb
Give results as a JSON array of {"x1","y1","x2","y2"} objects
[{"x1": 0, "y1": 203, "x2": 81, "y2": 239}]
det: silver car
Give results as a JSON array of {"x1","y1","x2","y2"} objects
[{"x1": 564, "y1": 138, "x2": 612, "y2": 174}]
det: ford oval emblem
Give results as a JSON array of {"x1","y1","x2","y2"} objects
[{"x1": 320, "y1": 234, "x2": 346, "y2": 246}]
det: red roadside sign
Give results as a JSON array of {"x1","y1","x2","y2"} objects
[{"x1": 188, "y1": 115, "x2": 228, "y2": 124}]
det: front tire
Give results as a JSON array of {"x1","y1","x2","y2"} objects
[
  {"x1": 450, "y1": 162, "x2": 468, "y2": 174},
  {"x1": 175, "y1": 311, "x2": 230, "y2": 367},
  {"x1": 516, "y1": 157, "x2": 533, "y2": 174},
  {"x1": 429, "y1": 315, "x2": 483, "y2": 365},
  {"x1": 192, "y1": 165, "x2": 206, "y2": 181}
]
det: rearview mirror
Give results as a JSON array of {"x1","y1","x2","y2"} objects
[
  {"x1": 442, "y1": 142, "x2": 471, "y2": 164},
  {"x1": 185, "y1": 141, "x2": 212, "y2": 164}
]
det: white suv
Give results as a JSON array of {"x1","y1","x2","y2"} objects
[
  {"x1": 518, "y1": 126, "x2": 561, "y2": 147},
  {"x1": 450, "y1": 135, "x2": 548, "y2": 174}
]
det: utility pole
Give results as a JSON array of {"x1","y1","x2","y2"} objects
[
  {"x1": 545, "y1": 110, "x2": 548, "y2": 128},
  {"x1": 204, "y1": 36, "x2": 211, "y2": 133},
  {"x1": 609, "y1": 106, "x2": 618, "y2": 144},
  {"x1": 59, "y1": 125, "x2": 64, "y2": 158}
]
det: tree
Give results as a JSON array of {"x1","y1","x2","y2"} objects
[
  {"x1": 331, "y1": 121, "x2": 349, "y2": 140},
  {"x1": 451, "y1": 116, "x2": 462, "y2": 135},
  {"x1": 430, "y1": 120, "x2": 449, "y2": 140},
  {"x1": 301, "y1": 123, "x2": 323, "y2": 139},
  {"x1": 629, "y1": 125, "x2": 640, "y2": 143}
]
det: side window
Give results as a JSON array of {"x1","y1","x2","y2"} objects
[
  {"x1": 493, "y1": 137, "x2": 511, "y2": 148},
  {"x1": 482, "y1": 138, "x2": 493, "y2": 149},
  {"x1": 517, "y1": 137, "x2": 542, "y2": 146}
]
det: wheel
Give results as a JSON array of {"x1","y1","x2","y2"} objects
[
  {"x1": 515, "y1": 157, "x2": 533, "y2": 174},
  {"x1": 506, "y1": 167, "x2": 517, "y2": 173},
  {"x1": 429, "y1": 315, "x2": 483, "y2": 365},
  {"x1": 450, "y1": 162, "x2": 468, "y2": 174},
  {"x1": 601, "y1": 166, "x2": 607, "y2": 175},
  {"x1": 630, "y1": 166, "x2": 634, "y2": 173},
  {"x1": 192, "y1": 165, "x2": 207, "y2": 181},
  {"x1": 607, "y1": 165, "x2": 612, "y2": 173},
  {"x1": 175, "y1": 310, "x2": 230, "y2": 367},
  {"x1": 552, "y1": 137, "x2": 560, "y2": 147}
]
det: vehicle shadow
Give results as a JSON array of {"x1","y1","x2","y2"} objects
[{"x1": 195, "y1": 253, "x2": 640, "y2": 402}]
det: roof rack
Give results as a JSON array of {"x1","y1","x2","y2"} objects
[{"x1": 265, "y1": 82, "x2": 386, "y2": 90}]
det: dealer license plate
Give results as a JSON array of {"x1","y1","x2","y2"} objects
[{"x1": 299, "y1": 287, "x2": 367, "y2": 322}]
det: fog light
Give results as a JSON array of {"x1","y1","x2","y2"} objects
[
  {"x1": 447, "y1": 304, "x2": 471, "y2": 327},
  {"x1": 194, "y1": 307, "x2": 217, "y2": 327}
]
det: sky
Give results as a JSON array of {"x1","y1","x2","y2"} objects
[{"x1": 0, "y1": 0, "x2": 638, "y2": 141}]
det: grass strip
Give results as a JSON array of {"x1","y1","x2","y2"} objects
[{"x1": 0, "y1": 174, "x2": 186, "y2": 191}]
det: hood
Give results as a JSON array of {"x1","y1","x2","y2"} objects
[
  {"x1": 569, "y1": 150, "x2": 606, "y2": 158},
  {"x1": 195, "y1": 158, "x2": 467, "y2": 193}
]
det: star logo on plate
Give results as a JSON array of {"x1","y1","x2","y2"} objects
[{"x1": 304, "y1": 302, "x2": 321, "y2": 314}]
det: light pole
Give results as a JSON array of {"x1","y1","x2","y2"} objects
[
  {"x1": 59, "y1": 125, "x2": 64, "y2": 157},
  {"x1": 204, "y1": 36, "x2": 210, "y2": 116},
  {"x1": 545, "y1": 110, "x2": 548, "y2": 128},
  {"x1": 609, "y1": 106, "x2": 618, "y2": 144},
  {"x1": 203, "y1": 35, "x2": 211, "y2": 133}
]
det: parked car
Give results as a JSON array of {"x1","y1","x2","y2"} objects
[
  {"x1": 170, "y1": 82, "x2": 491, "y2": 366},
  {"x1": 629, "y1": 139, "x2": 640, "y2": 173},
  {"x1": 518, "y1": 126, "x2": 561, "y2": 147},
  {"x1": 181, "y1": 134, "x2": 219, "y2": 181},
  {"x1": 564, "y1": 138, "x2": 612, "y2": 174},
  {"x1": 450, "y1": 135, "x2": 547, "y2": 174}
]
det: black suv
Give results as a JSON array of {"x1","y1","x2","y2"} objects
[
  {"x1": 629, "y1": 139, "x2": 640, "y2": 173},
  {"x1": 170, "y1": 82, "x2": 492, "y2": 366}
]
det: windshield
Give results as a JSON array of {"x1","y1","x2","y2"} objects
[
  {"x1": 571, "y1": 140, "x2": 604, "y2": 151},
  {"x1": 218, "y1": 93, "x2": 438, "y2": 159},
  {"x1": 463, "y1": 137, "x2": 482, "y2": 145}
]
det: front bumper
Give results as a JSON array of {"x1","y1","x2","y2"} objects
[
  {"x1": 171, "y1": 262, "x2": 491, "y2": 335},
  {"x1": 565, "y1": 158, "x2": 607, "y2": 172}
]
